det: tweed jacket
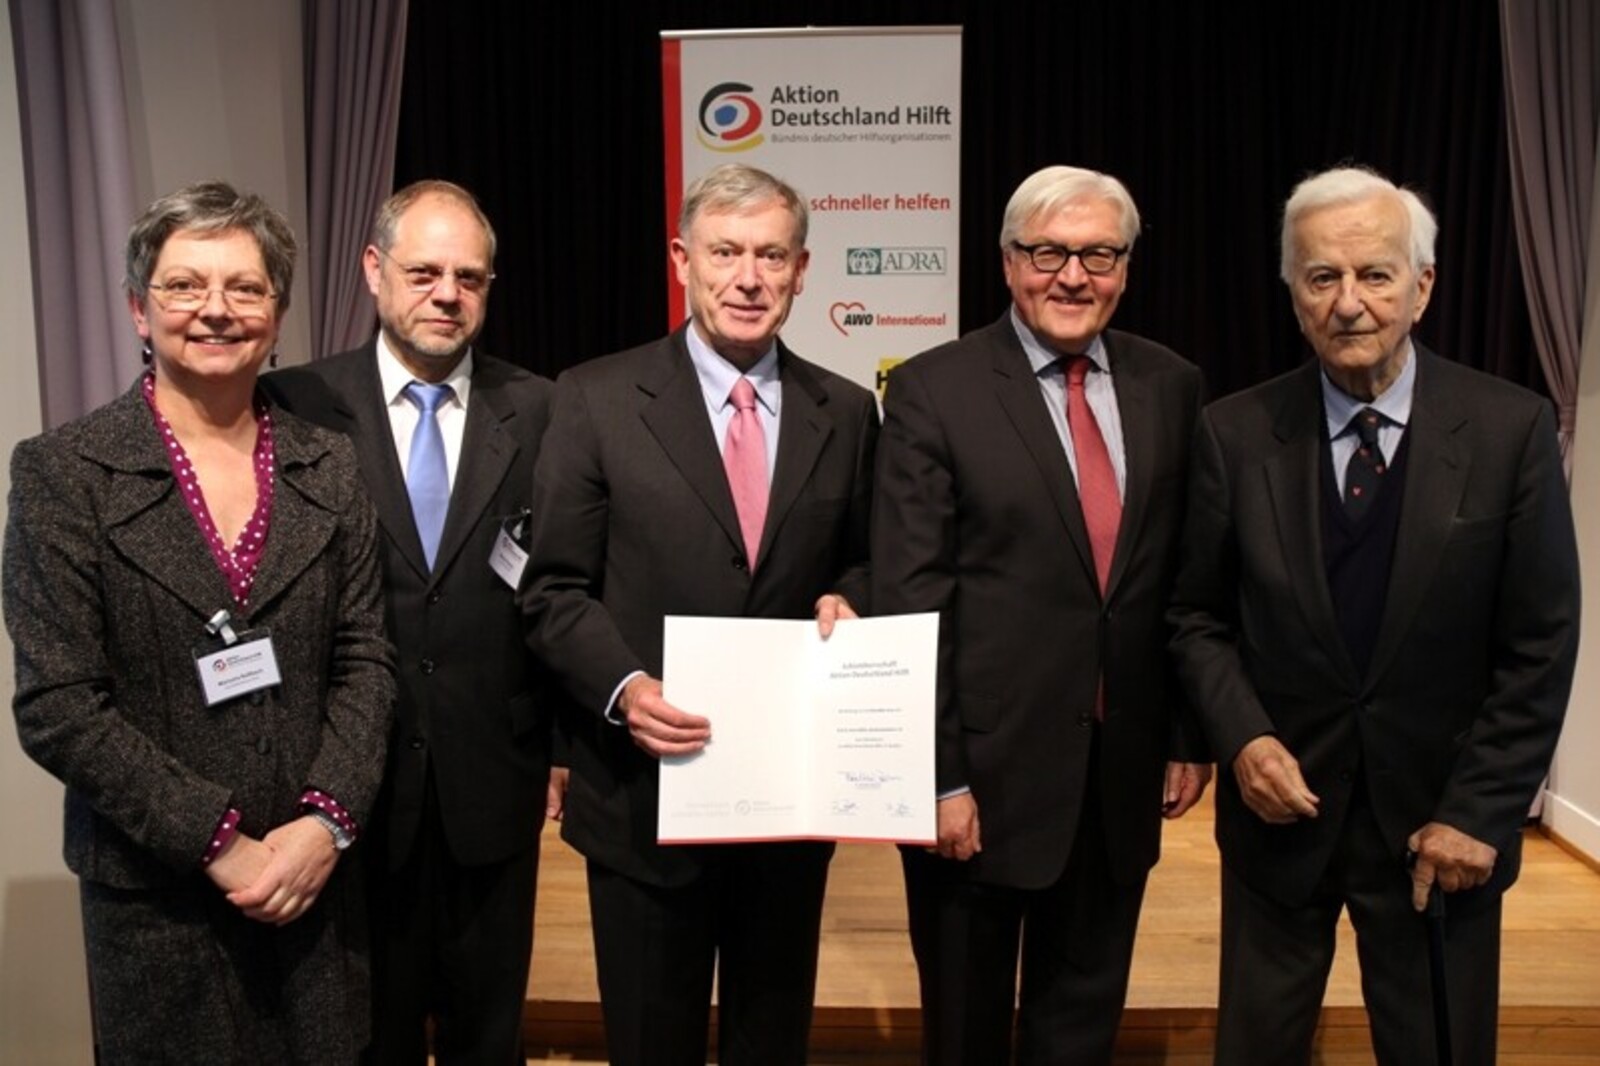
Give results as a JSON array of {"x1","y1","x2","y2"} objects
[{"x1": 5, "y1": 381, "x2": 395, "y2": 889}]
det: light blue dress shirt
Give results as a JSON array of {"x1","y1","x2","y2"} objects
[{"x1": 1321, "y1": 340, "x2": 1416, "y2": 496}]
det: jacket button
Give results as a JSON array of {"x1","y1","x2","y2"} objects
[
  {"x1": 1077, "y1": 712, "x2": 1092, "y2": 727},
  {"x1": 427, "y1": 591, "x2": 442, "y2": 606},
  {"x1": 249, "y1": 691, "x2": 266, "y2": 706},
  {"x1": 409, "y1": 737, "x2": 425, "y2": 750},
  {"x1": 420, "y1": 658, "x2": 436, "y2": 675},
  {"x1": 1339, "y1": 769, "x2": 1354, "y2": 783},
  {"x1": 731, "y1": 555, "x2": 747, "y2": 571},
  {"x1": 256, "y1": 737, "x2": 271, "y2": 755}
]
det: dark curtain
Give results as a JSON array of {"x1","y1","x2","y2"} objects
[{"x1": 393, "y1": 0, "x2": 1537, "y2": 400}]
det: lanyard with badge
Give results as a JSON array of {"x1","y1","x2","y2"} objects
[
  {"x1": 489, "y1": 507, "x2": 532, "y2": 590},
  {"x1": 192, "y1": 609, "x2": 283, "y2": 707}
]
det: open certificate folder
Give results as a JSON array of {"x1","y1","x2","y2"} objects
[{"x1": 658, "y1": 613, "x2": 938, "y2": 845}]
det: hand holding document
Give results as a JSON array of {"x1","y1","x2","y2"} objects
[{"x1": 658, "y1": 612, "x2": 937, "y2": 845}]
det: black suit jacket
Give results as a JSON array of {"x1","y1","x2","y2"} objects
[
  {"x1": 1169, "y1": 348, "x2": 1580, "y2": 906},
  {"x1": 872, "y1": 315, "x2": 1205, "y2": 890},
  {"x1": 521, "y1": 328, "x2": 878, "y2": 888},
  {"x1": 265, "y1": 344, "x2": 555, "y2": 869}
]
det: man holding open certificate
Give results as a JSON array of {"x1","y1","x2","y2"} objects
[{"x1": 522, "y1": 165, "x2": 878, "y2": 1066}]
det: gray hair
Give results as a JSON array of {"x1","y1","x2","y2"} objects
[
  {"x1": 371, "y1": 180, "x2": 498, "y2": 265},
  {"x1": 678, "y1": 164, "x2": 809, "y2": 248},
  {"x1": 125, "y1": 181, "x2": 297, "y2": 311},
  {"x1": 1280, "y1": 166, "x2": 1437, "y2": 282},
  {"x1": 999, "y1": 166, "x2": 1141, "y2": 249}
]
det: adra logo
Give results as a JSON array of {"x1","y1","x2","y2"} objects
[{"x1": 846, "y1": 247, "x2": 947, "y2": 276}]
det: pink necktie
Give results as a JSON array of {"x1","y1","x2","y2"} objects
[
  {"x1": 724, "y1": 377, "x2": 768, "y2": 569},
  {"x1": 1065, "y1": 356, "x2": 1122, "y2": 593}
]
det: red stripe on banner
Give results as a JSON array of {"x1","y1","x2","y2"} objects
[{"x1": 660, "y1": 37, "x2": 685, "y2": 330}]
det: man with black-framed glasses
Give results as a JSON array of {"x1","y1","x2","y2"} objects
[
  {"x1": 873, "y1": 165, "x2": 1211, "y2": 1064},
  {"x1": 265, "y1": 180, "x2": 559, "y2": 1066}
]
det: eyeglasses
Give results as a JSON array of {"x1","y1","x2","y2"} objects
[
  {"x1": 379, "y1": 248, "x2": 494, "y2": 295},
  {"x1": 147, "y1": 280, "x2": 278, "y2": 316},
  {"x1": 1010, "y1": 241, "x2": 1129, "y2": 276}
]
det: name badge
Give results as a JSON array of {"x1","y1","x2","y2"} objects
[
  {"x1": 194, "y1": 630, "x2": 283, "y2": 707},
  {"x1": 489, "y1": 511, "x2": 530, "y2": 590}
]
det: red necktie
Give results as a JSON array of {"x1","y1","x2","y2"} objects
[
  {"x1": 724, "y1": 377, "x2": 768, "y2": 569},
  {"x1": 1065, "y1": 356, "x2": 1122, "y2": 593}
]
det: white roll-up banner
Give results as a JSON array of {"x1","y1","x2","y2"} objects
[{"x1": 662, "y1": 27, "x2": 962, "y2": 398}]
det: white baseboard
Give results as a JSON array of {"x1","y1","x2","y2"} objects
[{"x1": 1542, "y1": 789, "x2": 1600, "y2": 865}]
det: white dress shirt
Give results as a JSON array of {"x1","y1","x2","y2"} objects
[
  {"x1": 375, "y1": 333, "x2": 474, "y2": 489},
  {"x1": 1010, "y1": 307, "x2": 1128, "y2": 499}
]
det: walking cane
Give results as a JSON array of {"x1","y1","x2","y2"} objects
[{"x1": 1408, "y1": 849, "x2": 1454, "y2": 1066}]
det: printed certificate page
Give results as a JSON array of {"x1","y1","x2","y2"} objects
[{"x1": 658, "y1": 612, "x2": 937, "y2": 845}]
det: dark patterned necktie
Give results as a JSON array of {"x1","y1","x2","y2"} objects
[{"x1": 1343, "y1": 407, "x2": 1385, "y2": 520}]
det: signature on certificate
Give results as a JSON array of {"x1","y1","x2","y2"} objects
[
  {"x1": 838, "y1": 769, "x2": 904, "y2": 788},
  {"x1": 831, "y1": 799, "x2": 860, "y2": 815}
]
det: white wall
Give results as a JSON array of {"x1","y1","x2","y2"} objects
[
  {"x1": 0, "y1": 4, "x2": 309, "y2": 1059},
  {"x1": 1544, "y1": 151, "x2": 1600, "y2": 865}
]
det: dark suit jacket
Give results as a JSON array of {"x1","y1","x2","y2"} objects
[
  {"x1": 872, "y1": 315, "x2": 1205, "y2": 890},
  {"x1": 5, "y1": 381, "x2": 394, "y2": 1042},
  {"x1": 521, "y1": 328, "x2": 878, "y2": 888},
  {"x1": 265, "y1": 344, "x2": 555, "y2": 869},
  {"x1": 1169, "y1": 348, "x2": 1580, "y2": 907}
]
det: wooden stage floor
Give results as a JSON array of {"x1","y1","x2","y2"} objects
[{"x1": 522, "y1": 793, "x2": 1600, "y2": 1063}]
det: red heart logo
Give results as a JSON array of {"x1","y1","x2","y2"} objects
[{"x1": 830, "y1": 301, "x2": 866, "y2": 336}]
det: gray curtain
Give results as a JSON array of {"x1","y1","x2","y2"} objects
[
  {"x1": 1500, "y1": 0, "x2": 1600, "y2": 479},
  {"x1": 303, "y1": 0, "x2": 409, "y2": 360},
  {"x1": 10, "y1": 0, "x2": 139, "y2": 427}
]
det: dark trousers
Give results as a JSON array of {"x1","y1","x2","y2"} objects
[
  {"x1": 1216, "y1": 798, "x2": 1502, "y2": 1066},
  {"x1": 362, "y1": 777, "x2": 540, "y2": 1066},
  {"x1": 902, "y1": 776, "x2": 1147, "y2": 1066},
  {"x1": 586, "y1": 841, "x2": 833, "y2": 1066}
]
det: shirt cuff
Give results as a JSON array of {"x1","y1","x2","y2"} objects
[
  {"x1": 604, "y1": 670, "x2": 646, "y2": 725},
  {"x1": 299, "y1": 788, "x2": 359, "y2": 843},
  {"x1": 201, "y1": 807, "x2": 242, "y2": 866}
]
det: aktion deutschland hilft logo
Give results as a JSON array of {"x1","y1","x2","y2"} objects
[{"x1": 697, "y1": 82, "x2": 765, "y2": 152}]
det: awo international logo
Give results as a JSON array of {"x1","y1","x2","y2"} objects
[
  {"x1": 830, "y1": 302, "x2": 950, "y2": 335},
  {"x1": 830, "y1": 301, "x2": 874, "y2": 335},
  {"x1": 696, "y1": 82, "x2": 765, "y2": 152},
  {"x1": 846, "y1": 246, "x2": 948, "y2": 276}
]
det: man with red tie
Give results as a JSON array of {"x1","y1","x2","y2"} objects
[
  {"x1": 521, "y1": 164, "x2": 877, "y2": 1066},
  {"x1": 873, "y1": 165, "x2": 1211, "y2": 1064}
]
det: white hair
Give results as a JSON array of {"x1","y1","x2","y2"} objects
[
  {"x1": 999, "y1": 166, "x2": 1141, "y2": 249},
  {"x1": 1280, "y1": 166, "x2": 1437, "y2": 282}
]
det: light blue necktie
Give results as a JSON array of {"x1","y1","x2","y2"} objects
[{"x1": 404, "y1": 381, "x2": 453, "y2": 570}]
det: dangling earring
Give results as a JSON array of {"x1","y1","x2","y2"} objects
[
  {"x1": 141, "y1": 343, "x2": 153, "y2": 366},
  {"x1": 269, "y1": 350, "x2": 279, "y2": 368}
]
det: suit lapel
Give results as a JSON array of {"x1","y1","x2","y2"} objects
[
  {"x1": 338, "y1": 350, "x2": 431, "y2": 580},
  {"x1": 246, "y1": 415, "x2": 339, "y2": 618},
  {"x1": 1103, "y1": 333, "x2": 1153, "y2": 598},
  {"x1": 1365, "y1": 350, "x2": 1467, "y2": 685},
  {"x1": 91, "y1": 388, "x2": 233, "y2": 621},
  {"x1": 85, "y1": 384, "x2": 337, "y2": 626},
  {"x1": 987, "y1": 319, "x2": 1099, "y2": 592},
  {"x1": 638, "y1": 332, "x2": 745, "y2": 555},
  {"x1": 757, "y1": 345, "x2": 832, "y2": 568},
  {"x1": 1262, "y1": 362, "x2": 1360, "y2": 680},
  {"x1": 431, "y1": 361, "x2": 519, "y2": 585}
]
